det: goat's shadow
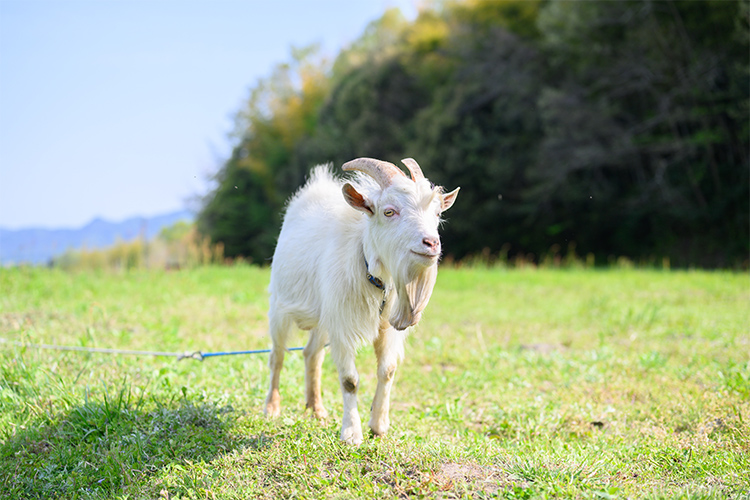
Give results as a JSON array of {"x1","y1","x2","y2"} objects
[{"x1": 0, "y1": 394, "x2": 273, "y2": 498}]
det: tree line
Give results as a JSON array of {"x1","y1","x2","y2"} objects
[{"x1": 198, "y1": 0, "x2": 748, "y2": 267}]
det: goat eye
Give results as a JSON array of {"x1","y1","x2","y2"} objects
[{"x1": 383, "y1": 208, "x2": 396, "y2": 217}]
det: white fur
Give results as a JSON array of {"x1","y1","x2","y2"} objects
[{"x1": 264, "y1": 162, "x2": 458, "y2": 445}]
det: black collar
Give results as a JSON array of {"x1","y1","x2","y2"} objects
[
  {"x1": 364, "y1": 258, "x2": 385, "y2": 291},
  {"x1": 364, "y1": 258, "x2": 387, "y2": 314}
]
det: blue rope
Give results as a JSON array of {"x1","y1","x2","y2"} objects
[
  {"x1": 199, "y1": 346, "x2": 303, "y2": 360},
  {"x1": 0, "y1": 337, "x2": 304, "y2": 362}
]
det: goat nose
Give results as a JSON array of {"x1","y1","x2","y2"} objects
[{"x1": 422, "y1": 237, "x2": 440, "y2": 251}]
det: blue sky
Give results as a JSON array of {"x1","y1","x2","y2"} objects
[{"x1": 0, "y1": 0, "x2": 417, "y2": 229}]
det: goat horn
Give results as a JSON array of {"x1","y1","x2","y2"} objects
[
  {"x1": 342, "y1": 157, "x2": 406, "y2": 189},
  {"x1": 401, "y1": 158, "x2": 424, "y2": 182}
]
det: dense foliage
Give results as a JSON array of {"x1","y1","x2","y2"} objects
[{"x1": 198, "y1": 0, "x2": 749, "y2": 267}]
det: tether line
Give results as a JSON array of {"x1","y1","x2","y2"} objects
[
  {"x1": 0, "y1": 338, "x2": 303, "y2": 362},
  {"x1": 199, "y1": 347, "x2": 303, "y2": 359}
]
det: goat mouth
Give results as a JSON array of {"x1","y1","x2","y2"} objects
[{"x1": 410, "y1": 250, "x2": 439, "y2": 260}]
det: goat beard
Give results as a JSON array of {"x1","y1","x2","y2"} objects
[{"x1": 389, "y1": 263, "x2": 438, "y2": 331}]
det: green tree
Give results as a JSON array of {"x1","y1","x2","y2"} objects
[
  {"x1": 533, "y1": 0, "x2": 749, "y2": 264},
  {"x1": 198, "y1": 0, "x2": 748, "y2": 267},
  {"x1": 410, "y1": 24, "x2": 544, "y2": 257},
  {"x1": 198, "y1": 47, "x2": 329, "y2": 262}
]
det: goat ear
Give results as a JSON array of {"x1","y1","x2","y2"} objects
[
  {"x1": 440, "y1": 187, "x2": 460, "y2": 213},
  {"x1": 343, "y1": 183, "x2": 374, "y2": 215}
]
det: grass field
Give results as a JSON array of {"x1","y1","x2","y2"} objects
[{"x1": 0, "y1": 265, "x2": 748, "y2": 499}]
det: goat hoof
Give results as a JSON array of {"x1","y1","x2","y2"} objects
[
  {"x1": 340, "y1": 427, "x2": 364, "y2": 446},
  {"x1": 264, "y1": 390, "x2": 281, "y2": 417},
  {"x1": 342, "y1": 435, "x2": 364, "y2": 446},
  {"x1": 264, "y1": 399, "x2": 281, "y2": 417},
  {"x1": 368, "y1": 420, "x2": 390, "y2": 437},
  {"x1": 306, "y1": 404, "x2": 329, "y2": 420},
  {"x1": 313, "y1": 407, "x2": 329, "y2": 420}
]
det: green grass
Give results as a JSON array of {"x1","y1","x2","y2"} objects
[{"x1": 0, "y1": 265, "x2": 748, "y2": 499}]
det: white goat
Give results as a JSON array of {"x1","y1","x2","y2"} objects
[{"x1": 264, "y1": 157, "x2": 459, "y2": 445}]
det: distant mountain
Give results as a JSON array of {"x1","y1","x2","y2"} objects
[{"x1": 0, "y1": 210, "x2": 193, "y2": 266}]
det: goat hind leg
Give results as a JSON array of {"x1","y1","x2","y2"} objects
[
  {"x1": 264, "y1": 312, "x2": 292, "y2": 417},
  {"x1": 304, "y1": 328, "x2": 328, "y2": 419}
]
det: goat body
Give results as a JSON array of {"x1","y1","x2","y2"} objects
[{"x1": 265, "y1": 158, "x2": 459, "y2": 444}]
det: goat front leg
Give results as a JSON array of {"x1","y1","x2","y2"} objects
[
  {"x1": 304, "y1": 328, "x2": 328, "y2": 419},
  {"x1": 369, "y1": 324, "x2": 404, "y2": 436},
  {"x1": 332, "y1": 344, "x2": 363, "y2": 445}
]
